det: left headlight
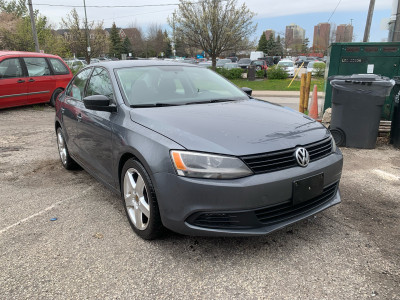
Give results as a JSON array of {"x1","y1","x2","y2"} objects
[{"x1": 170, "y1": 150, "x2": 253, "y2": 179}]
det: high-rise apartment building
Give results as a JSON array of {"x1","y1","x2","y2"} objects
[
  {"x1": 264, "y1": 29, "x2": 275, "y2": 40},
  {"x1": 335, "y1": 24, "x2": 353, "y2": 42},
  {"x1": 313, "y1": 23, "x2": 331, "y2": 53},
  {"x1": 285, "y1": 24, "x2": 305, "y2": 49}
]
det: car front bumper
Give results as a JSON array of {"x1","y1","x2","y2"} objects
[{"x1": 153, "y1": 150, "x2": 343, "y2": 236}]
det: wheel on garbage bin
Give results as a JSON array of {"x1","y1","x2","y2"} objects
[{"x1": 330, "y1": 128, "x2": 346, "y2": 147}]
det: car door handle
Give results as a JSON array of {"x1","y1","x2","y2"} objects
[
  {"x1": 17, "y1": 79, "x2": 25, "y2": 83},
  {"x1": 77, "y1": 113, "x2": 82, "y2": 122},
  {"x1": 61, "y1": 107, "x2": 65, "y2": 114},
  {"x1": 28, "y1": 78, "x2": 35, "y2": 82}
]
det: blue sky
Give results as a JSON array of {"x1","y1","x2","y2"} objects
[{"x1": 37, "y1": 0, "x2": 393, "y2": 44}]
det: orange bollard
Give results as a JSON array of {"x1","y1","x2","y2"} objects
[{"x1": 309, "y1": 84, "x2": 319, "y2": 119}]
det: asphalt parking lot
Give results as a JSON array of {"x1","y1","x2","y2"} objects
[{"x1": 1, "y1": 105, "x2": 399, "y2": 299}]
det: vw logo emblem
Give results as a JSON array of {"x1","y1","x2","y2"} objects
[{"x1": 295, "y1": 147, "x2": 310, "y2": 167}]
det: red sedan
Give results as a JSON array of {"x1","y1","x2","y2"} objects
[{"x1": 0, "y1": 51, "x2": 73, "y2": 109}]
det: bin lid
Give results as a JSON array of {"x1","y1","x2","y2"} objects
[{"x1": 328, "y1": 74, "x2": 395, "y2": 97}]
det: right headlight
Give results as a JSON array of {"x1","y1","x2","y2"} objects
[
  {"x1": 170, "y1": 150, "x2": 253, "y2": 179},
  {"x1": 331, "y1": 136, "x2": 337, "y2": 152}
]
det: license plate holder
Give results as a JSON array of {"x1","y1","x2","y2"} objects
[{"x1": 292, "y1": 173, "x2": 324, "y2": 205}]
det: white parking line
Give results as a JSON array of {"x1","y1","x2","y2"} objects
[
  {"x1": 372, "y1": 169, "x2": 400, "y2": 181},
  {"x1": 0, "y1": 186, "x2": 94, "y2": 235}
]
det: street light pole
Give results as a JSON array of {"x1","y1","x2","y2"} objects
[
  {"x1": 83, "y1": 0, "x2": 91, "y2": 61},
  {"x1": 28, "y1": 0, "x2": 40, "y2": 52}
]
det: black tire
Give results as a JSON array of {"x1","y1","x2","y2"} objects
[
  {"x1": 256, "y1": 66, "x2": 261, "y2": 71},
  {"x1": 56, "y1": 127, "x2": 80, "y2": 170},
  {"x1": 50, "y1": 88, "x2": 63, "y2": 107},
  {"x1": 121, "y1": 159, "x2": 163, "y2": 240}
]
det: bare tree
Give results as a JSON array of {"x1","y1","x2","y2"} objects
[
  {"x1": 61, "y1": 9, "x2": 108, "y2": 63},
  {"x1": 169, "y1": 0, "x2": 256, "y2": 67}
]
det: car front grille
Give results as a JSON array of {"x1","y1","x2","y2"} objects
[
  {"x1": 254, "y1": 181, "x2": 339, "y2": 225},
  {"x1": 186, "y1": 181, "x2": 339, "y2": 230},
  {"x1": 240, "y1": 137, "x2": 333, "y2": 174}
]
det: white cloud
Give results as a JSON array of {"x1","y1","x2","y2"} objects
[
  {"x1": 239, "y1": 0, "x2": 392, "y2": 19},
  {"x1": 35, "y1": 0, "x2": 392, "y2": 29}
]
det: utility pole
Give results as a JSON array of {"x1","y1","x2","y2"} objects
[
  {"x1": 28, "y1": 0, "x2": 40, "y2": 52},
  {"x1": 363, "y1": 0, "x2": 375, "y2": 42},
  {"x1": 172, "y1": 12, "x2": 176, "y2": 57},
  {"x1": 389, "y1": 0, "x2": 400, "y2": 41},
  {"x1": 83, "y1": 0, "x2": 91, "y2": 62}
]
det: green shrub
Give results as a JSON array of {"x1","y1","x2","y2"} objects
[
  {"x1": 256, "y1": 70, "x2": 265, "y2": 78},
  {"x1": 313, "y1": 62, "x2": 326, "y2": 77},
  {"x1": 215, "y1": 67, "x2": 243, "y2": 80},
  {"x1": 267, "y1": 66, "x2": 288, "y2": 79}
]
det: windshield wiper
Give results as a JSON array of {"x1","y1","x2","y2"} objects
[
  {"x1": 130, "y1": 103, "x2": 181, "y2": 108},
  {"x1": 185, "y1": 99, "x2": 236, "y2": 105}
]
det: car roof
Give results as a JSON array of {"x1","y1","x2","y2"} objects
[
  {"x1": 82, "y1": 59, "x2": 202, "y2": 71},
  {"x1": 0, "y1": 51, "x2": 61, "y2": 59}
]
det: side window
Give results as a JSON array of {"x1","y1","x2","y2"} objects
[
  {"x1": 86, "y1": 67, "x2": 114, "y2": 101},
  {"x1": 66, "y1": 68, "x2": 92, "y2": 101},
  {"x1": 49, "y1": 58, "x2": 69, "y2": 75},
  {"x1": 24, "y1": 57, "x2": 50, "y2": 77},
  {"x1": 0, "y1": 58, "x2": 23, "y2": 79}
]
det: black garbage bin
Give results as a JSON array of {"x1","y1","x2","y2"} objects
[
  {"x1": 328, "y1": 74, "x2": 394, "y2": 149},
  {"x1": 247, "y1": 65, "x2": 255, "y2": 81},
  {"x1": 390, "y1": 77, "x2": 400, "y2": 148}
]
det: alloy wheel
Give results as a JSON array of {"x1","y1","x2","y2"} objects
[
  {"x1": 57, "y1": 131, "x2": 67, "y2": 165},
  {"x1": 123, "y1": 168, "x2": 150, "y2": 230}
]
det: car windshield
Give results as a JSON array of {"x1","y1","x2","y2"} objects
[
  {"x1": 224, "y1": 63, "x2": 239, "y2": 69},
  {"x1": 216, "y1": 59, "x2": 231, "y2": 66},
  {"x1": 278, "y1": 61, "x2": 293, "y2": 67},
  {"x1": 251, "y1": 60, "x2": 263, "y2": 65},
  {"x1": 115, "y1": 65, "x2": 248, "y2": 106},
  {"x1": 238, "y1": 59, "x2": 251, "y2": 64},
  {"x1": 308, "y1": 61, "x2": 321, "y2": 67}
]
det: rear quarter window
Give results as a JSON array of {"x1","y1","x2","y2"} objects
[{"x1": 49, "y1": 58, "x2": 69, "y2": 75}]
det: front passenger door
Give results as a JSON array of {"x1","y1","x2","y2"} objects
[
  {"x1": 75, "y1": 67, "x2": 115, "y2": 186},
  {"x1": 61, "y1": 68, "x2": 92, "y2": 156}
]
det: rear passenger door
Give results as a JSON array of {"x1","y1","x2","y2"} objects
[
  {"x1": 23, "y1": 57, "x2": 55, "y2": 105},
  {"x1": 0, "y1": 57, "x2": 27, "y2": 109}
]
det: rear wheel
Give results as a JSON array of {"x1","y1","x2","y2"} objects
[
  {"x1": 121, "y1": 159, "x2": 163, "y2": 240},
  {"x1": 256, "y1": 66, "x2": 261, "y2": 71},
  {"x1": 50, "y1": 88, "x2": 63, "y2": 107}
]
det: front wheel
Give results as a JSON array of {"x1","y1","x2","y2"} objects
[
  {"x1": 50, "y1": 88, "x2": 63, "y2": 107},
  {"x1": 256, "y1": 66, "x2": 261, "y2": 71},
  {"x1": 56, "y1": 128, "x2": 79, "y2": 170},
  {"x1": 121, "y1": 159, "x2": 163, "y2": 240}
]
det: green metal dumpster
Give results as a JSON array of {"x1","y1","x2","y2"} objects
[{"x1": 324, "y1": 42, "x2": 400, "y2": 120}]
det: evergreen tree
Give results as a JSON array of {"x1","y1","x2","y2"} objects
[
  {"x1": 265, "y1": 33, "x2": 276, "y2": 55},
  {"x1": 121, "y1": 37, "x2": 132, "y2": 55},
  {"x1": 109, "y1": 22, "x2": 122, "y2": 58},
  {"x1": 275, "y1": 35, "x2": 284, "y2": 56},
  {"x1": 257, "y1": 32, "x2": 267, "y2": 53},
  {"x1": 163, "y1": 30, "x2": 172, "y2": 58},
  {"x1": 301, "y1": 38, "x2": 310, "y2": 54}
]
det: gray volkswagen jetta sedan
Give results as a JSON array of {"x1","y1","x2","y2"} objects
[{"x1": 55, "y1": 60, "x2": 343, "y2": 239}]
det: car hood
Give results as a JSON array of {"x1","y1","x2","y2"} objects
[{"x1": 129, "y1": 99, "x2": 330, "y2": 156}]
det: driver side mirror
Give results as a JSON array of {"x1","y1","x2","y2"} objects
[
  {"x1": 241, "y1": 87, "x2": 252, "y2": 96},
  {"x1": 83, "y1": 95, "x2": 117, "y2": 112}
]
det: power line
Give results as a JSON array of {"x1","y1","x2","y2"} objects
[
  {"x1": 101, "y1": 8, "x2": 175, "y2": 21},
  {"x1": 327, "y1": 0, "x2": 342, "y2": 22},
  {"x1": 33, "y1": 3, "x2": 180, "y2": 8}
]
